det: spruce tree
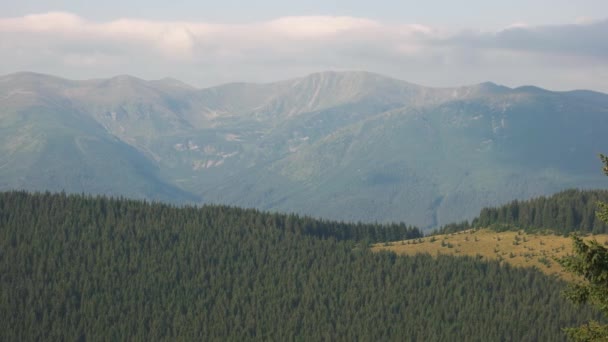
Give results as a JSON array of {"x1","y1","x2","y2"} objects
[{"x1": 560, "y1": 154, "x2": 608, "y2": 341}]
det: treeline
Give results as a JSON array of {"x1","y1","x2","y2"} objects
[
  {"x1": 280, "y1": 215, "x2": 422, "y2": 243},
  {"x1": 437, "y1": 189, "x2": 608, "y2": 235},
  {"x1": 0, "y1": 191, "x2": 600, "y2": 340}
]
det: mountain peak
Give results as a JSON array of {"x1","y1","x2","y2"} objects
[
  {"x1": 0, "y1": 71, "x2": 72, "y2": 87},
  {"x1": 1, "y1": 70, "x2": 608, "y2": 230},
  {"x1": 296, "y1": 70, "x2": 417, "y2": 87},
  {"x1": 473, "y1": 81, "x2": 511, "y2": 93},
  {"x1": 257, "y1": 70, "x2": 424, "y2": 116},
  {"x1": 152, "y1": 77, "x2": 196, "y2": 89},
  {"x1": 103, "y1": 74, "x2": 147, "y2": 86},
  {"x1": 513, "y1": 85, "x2": 551, "y2": 94}
]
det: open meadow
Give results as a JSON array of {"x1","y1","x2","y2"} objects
[{"x1": 373, "y1": 229, "x2": 608, "y2": 280}]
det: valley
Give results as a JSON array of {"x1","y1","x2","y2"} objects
[
  {"x1": 3, "y1": 3, "x2": 608, "y2": 340},
  {"x1": 1, "y1": 71, "x2": 607, "y2": 229}
]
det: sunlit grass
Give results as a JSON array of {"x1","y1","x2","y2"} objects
[{"x1": 372, "y1": 228, "x2": 608, "y2": 280}]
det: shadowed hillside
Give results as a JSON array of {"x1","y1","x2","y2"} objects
[{"x1": 2, "y1": 71, "x2": 608, "y2": 228}]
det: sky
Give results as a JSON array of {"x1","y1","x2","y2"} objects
[{"x1": 1, "y1": 0, "x2": 607, "y2": 92}]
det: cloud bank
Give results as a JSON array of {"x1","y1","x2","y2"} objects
[{"x1": 1, "y1": 12, "x2": 607, "y2": 92}]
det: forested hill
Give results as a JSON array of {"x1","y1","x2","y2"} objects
[
  {"x1": 438, "y1": 189, "x2": 608, "y2": 235},
  {"x1": 0, "y1": 191, "x2": 600, "y2": 340}
]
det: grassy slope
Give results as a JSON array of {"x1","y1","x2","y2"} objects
[{"x1": 372, "y1": 228, "x2": 608, "y2": 280}]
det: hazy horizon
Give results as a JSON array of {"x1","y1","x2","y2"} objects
[
  {"x1": 4, "y1": 69, "x2": 608, "y2": 95},
  {"x1": 0, "y1": 1, "x2": 607, "y2": 92}
]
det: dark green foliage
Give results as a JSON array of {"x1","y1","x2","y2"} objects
[
  {"x1": 291, "y1": 217, "x2": 422, "y2": 243},
  {"x1": 474, "y1": 189, "x2": 608, "y2": 234},
  {"x1": 599, "y1": 154, "x2": 608, "y2": 226},
  {"x1": 433, "y1": 220, "x2": 470, "y2": 234},
  {"x1": 559, "y1": 237, "x2": 608, "y2": 341},
  {"x1": 559, "y1": 155, "x2": 608, "y2": 341},
  {"x1": 436, "y1": 189, "x2": 608, "y2": 235},
  {"x1": 0, "y1": 191, "x2": 600, "y2": 340}
]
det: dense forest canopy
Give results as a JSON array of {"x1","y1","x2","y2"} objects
[
  {"x1": 437, "y1": 189, "x2": 608, "y2": 235},
  {"x1": 0, "y1": 191, "x2": 601, "y2": 340}
]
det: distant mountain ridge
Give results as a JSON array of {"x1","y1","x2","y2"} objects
[{"x1": 1, "y1": 70, "x2": 607, "y2": 229}]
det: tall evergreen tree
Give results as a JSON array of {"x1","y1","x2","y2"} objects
[
  {"x1": 0, "y1": 190, "x2": 599, "y2": 340},
  {"x1": 560, "y1": 154, "x2": 608, "y2": 341}
]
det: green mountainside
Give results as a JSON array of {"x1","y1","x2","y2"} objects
[
  {"x1": 0, "y1": 73, "x2": 197, "y2": 202},
  {"x1": 0, "y1": 191, "x2": 600, "y2": 340},
  {"x1": 1, "y1": 71, "x2": 607, "y2": 229}
]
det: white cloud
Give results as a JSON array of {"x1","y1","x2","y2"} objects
[
  {"x1": 0, "y1": 12, "x2": 439, "y2": 61},
  {"x1": 0, "y1": 12, "x2": 606, "y2": 92},
  {"x1": 0, "y1": 12, "x2": 85, "y2": 32},
  {"x1": 265, "y1": 16, "x2": 381, "y2": 38}
]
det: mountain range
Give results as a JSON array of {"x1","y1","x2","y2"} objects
[{"x1": 1, "y1": 70, "x2": 607, "y2": 229}]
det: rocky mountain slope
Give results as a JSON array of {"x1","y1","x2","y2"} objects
[{"x1": 1, "y1": 71, "x2": 607, "y2": 228}]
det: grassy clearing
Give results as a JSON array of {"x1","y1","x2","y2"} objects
[{"x1": 372, "y1": 228, "x2": 608, "y2": 280}]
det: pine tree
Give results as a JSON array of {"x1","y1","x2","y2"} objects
[{"x1": 560, "y1": 154, "x2": 608, "y2": 341}]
